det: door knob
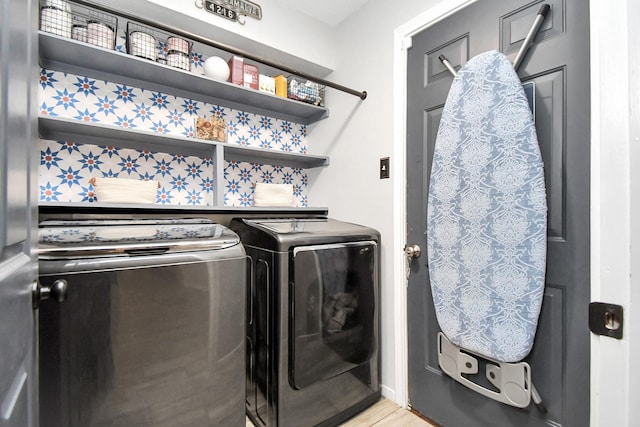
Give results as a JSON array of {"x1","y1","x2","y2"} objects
[
  {"x1": 404, "y1": 244, "x2": 421, "y2": 259},
  {"x1": 32, "y1": 279, "x2": 68, "y2": 309}
]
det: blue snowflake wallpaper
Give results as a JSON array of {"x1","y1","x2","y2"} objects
[{"x1": 38, "y1": 34, "x2": 311, "y2": 207}]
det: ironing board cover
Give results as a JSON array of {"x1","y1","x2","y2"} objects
[{"x1": 426, "y1": 50, "x2": 547, "y2": 363}]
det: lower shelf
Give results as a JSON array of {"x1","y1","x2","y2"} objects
[{"x1": 38, "y1": 201, "x2": 329, "y2": 215}]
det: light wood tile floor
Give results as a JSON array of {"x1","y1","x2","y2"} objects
[{"x1": 246, "y1": 398, "x2": 436, "y2": 427}]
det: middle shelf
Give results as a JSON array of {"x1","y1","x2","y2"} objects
[{"x1": 39, "y1": 116, "x2": 330, "y2": 169}]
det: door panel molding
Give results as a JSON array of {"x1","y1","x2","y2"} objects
[
  {"x1": 0, "y1": 0, "x2": 38, "y2": 426},
  {"x1": 526, "y1": 67, "x2": 567, "y2": 241},
  {"x1": 425, "y1": 35, "x2": 469, "y2": 86},
  {"x1": 500, "y1": 0, "x2": 564, "y2": 55}
]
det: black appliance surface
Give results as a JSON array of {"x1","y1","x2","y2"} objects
[
  {"x1": 230, "y1": 218, "x2": 381, "y2": 427},
  {"x1": 38, "y1": 219, "x2": 247, "y2": 427}
]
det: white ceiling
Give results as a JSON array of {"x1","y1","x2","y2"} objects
[{"x1": 275, "y1": 0, "x2": 371, "y2": 27}]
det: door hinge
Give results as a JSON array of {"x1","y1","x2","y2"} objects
[{"x1": 589, "y1": 302, "x2": 623, "y2": 339}]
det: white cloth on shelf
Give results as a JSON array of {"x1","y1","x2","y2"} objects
[{"x1": 253, "y1": 183, "x2": 294, "y2": 207}]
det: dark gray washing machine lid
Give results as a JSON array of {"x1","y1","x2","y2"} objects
[
  {"x1": 38, "y1": 218, "x2": 240, "y2": 258},
  {"x1": 243, "y1": 218, "x2": 378, "y2": 236},
  {"x1": 244, "y1": 218, "x2": 330, "y2": 234},
  {"x1": 234, "y1": 218, "x2": 380, "y2": 251}
]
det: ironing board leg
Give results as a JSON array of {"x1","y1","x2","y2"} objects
[
  {"x1": 438, "y1": 54, "x2": 458, "y2": 77},
  {"x1": 513, "y1": 3, "x2": 551, "y2": 71},
  {"x1": 438, "y1": 3, "x2": 550, "y2": 76},
  {"x1": 531, "y1": 383, "x2": 548, "y2": 414}
]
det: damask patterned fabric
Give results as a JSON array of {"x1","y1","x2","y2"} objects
[{"x1": 427, "y1": 50, "x2": 547, "y2": 363}]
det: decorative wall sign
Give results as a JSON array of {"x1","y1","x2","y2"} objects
[
  {"x1": 204, "y1": 0, "x2": 237, "y2": 21},
  {"x1": 222, "y1": 0, "x2": 262, "y2": 20},
  {"x1": 197, "y1": 0, "x2": 262, "y2": 24}
]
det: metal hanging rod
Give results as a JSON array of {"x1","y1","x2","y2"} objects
[
  {"x1": 439, "y1": 55, "x2": 459, "y2": 77},
  {"x1": 71, "y1": 0, "x2": 368, "y2": 100},
  {"x1": 512, "y1": 3, "x2": 550, "y2": 71},
  {"x1": 439, "y1": 3, "x2": 550, "y2": 77}
]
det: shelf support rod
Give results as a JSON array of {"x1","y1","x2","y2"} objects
[{"x1": 69, "y1": 0, "x2": 368, "y2": 100}]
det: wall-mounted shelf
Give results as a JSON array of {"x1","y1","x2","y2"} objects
[
  {"x1": 39, "y1": 116, "x2": 329, "y2": 169},
  {"x1": 38, "y1": 201, "x2": 329, "y2": 215},
  {"x1": 38, "y1": 8, "x2": 331, "y2": 212},
  {"x1": 39, "y1": 31, "x2": 330, "y2": 125}
]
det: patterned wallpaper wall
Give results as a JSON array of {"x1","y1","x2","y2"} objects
[{"x1": 38, "y1": 32, "x2": 311, "y2": 207}]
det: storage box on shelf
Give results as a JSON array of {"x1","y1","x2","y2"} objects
[
  {"x1": 40, "y1": 0, "x2": 118, "y2": 50},
  {"x1": 287, "y1": 76, "x2": 325, "y2": 107},
  {"x1": 126, "y1": 21, "x2": 194, "y2": 71},
  {"x1": 125, "y1": 15, "x2": 223, "y2": 78}
]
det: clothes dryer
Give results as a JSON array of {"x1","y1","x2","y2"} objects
[{"x1": 230, "y1": 218, "x2": 380, "y2": 427}]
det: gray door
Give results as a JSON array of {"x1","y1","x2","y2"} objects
[
  {"x1": 0, "y1": 0, "x2": 39, "y2": 426},
  {"x1": 406, "y1": 0, "x2": 590, "y2": 426}
]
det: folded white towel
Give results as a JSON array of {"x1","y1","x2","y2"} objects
[
  {"x1": 253, "y1": 183, "x2": 294, "y2": 207},
  {"x1": 92, "y1": 177, "x2": 158, "y2": 204}
]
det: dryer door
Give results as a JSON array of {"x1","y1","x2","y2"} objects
[{"x1": 290, "y1": 241, "x2": 378, "y2": 389}]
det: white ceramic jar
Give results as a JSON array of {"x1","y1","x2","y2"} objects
[
  {"x1": 43, "y1": 0, "x2": 71, "y2": 11},
  {"x1": 86, "y1": 20, "x2": 115, "y2": 50},
  {"x1": 40, "y1": 0, "x2": 72, "y2": 38},
  {"x1": 166, "y1": 50, "x2": 190, "y2": 71},
  {"x1": 129, "y1": 31, "x2": 157, "y2": 61},
  {"x1": 71, "y1": 25, "x2": 88, "y2": 43},
  {"x1": 166, "y1": 36, "x2": 189, "y2": 55},
  {"x1": 203, "y1": 56, "x2": 230, "y2": 81}
]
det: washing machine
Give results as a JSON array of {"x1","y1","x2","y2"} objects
[
  {"x1": 37, "y1": 219, "x2": 247, "y2": 427},
  {"x1": 229, "y1": 218, "x2": 380, "y2": 427}
]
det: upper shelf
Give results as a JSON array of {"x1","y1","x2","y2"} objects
[
  {"x1": 39, "y1": 116, "x2": 330, "y2": 169},
  {"x1": 39, "y1": 31, "x2": 330, "y2": 125}
]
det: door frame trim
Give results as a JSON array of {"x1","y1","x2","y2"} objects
[
  {"x1": 589, "y1": 1, "x2": 638, "y2": 426},
  {"x1": 391, "y1": 0, "x2": 477, "y2": 408}
]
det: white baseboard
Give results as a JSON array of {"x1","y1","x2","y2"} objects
[{"x1": 381, "y1": 385, "x2": 400, "y2": 406}]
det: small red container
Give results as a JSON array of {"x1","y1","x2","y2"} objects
[{"x1": 227, "y1": 55, "x2": 244, "y2": 86}]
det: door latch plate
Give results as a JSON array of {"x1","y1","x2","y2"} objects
[{"x1": 589, "y1": 302, "x2": 623, "y2": 339}]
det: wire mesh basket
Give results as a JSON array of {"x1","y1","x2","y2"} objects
[
  {"x1": 39, "y1": 0, "x2": 118, "y2": 50},
  {"x1": 287, "y1": 76, "x2": 325, "y2": 107},
  {"x1": 126, "y1": 21, "x2": 160, "y2": 62},
  {"x1": 126, "y1": 21, "x2": 193, "y2": 70}
]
